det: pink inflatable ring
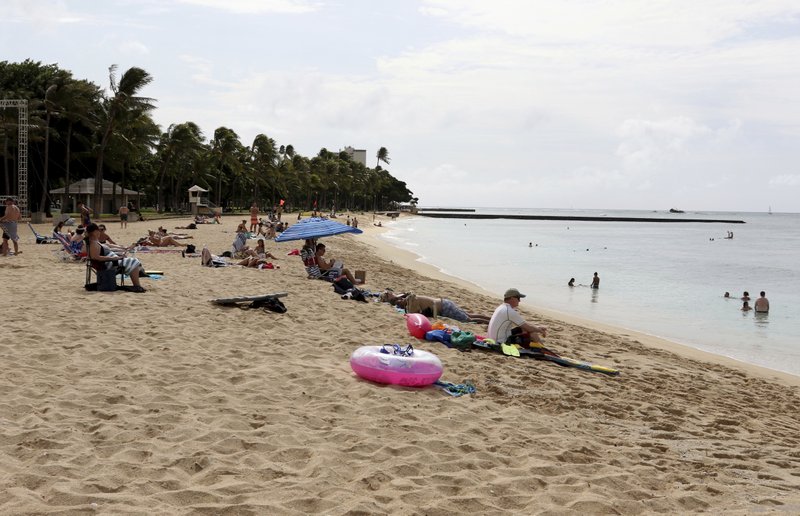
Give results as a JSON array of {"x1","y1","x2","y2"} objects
[{"x1": 350, "y1": 345, "x2": 443, "y2": 387}]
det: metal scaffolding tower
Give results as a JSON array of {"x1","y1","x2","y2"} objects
[{"x1": 0, "y1": 99, "x2": 29, "y2": 217}]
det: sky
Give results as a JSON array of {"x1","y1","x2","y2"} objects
[{"x1": 3, "y1": 0, "x2": 799, "y2": 212}]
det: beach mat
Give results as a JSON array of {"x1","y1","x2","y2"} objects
[
  {"x1": 472, "y1": 340, "x2": 620, "y2": 376},
  {"x1": 210, "y1": 292, "x2": 288, "y2": 306}
]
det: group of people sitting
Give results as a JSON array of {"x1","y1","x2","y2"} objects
[{"x1": 235, "y1": 218, "x2": 288, "y2": 240}]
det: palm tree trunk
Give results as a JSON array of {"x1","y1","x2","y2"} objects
[
  {"x1": 64, "y1": 122, "x2": 72, "y2": 212},
  {"x1": 157, "y1": 158, "x2": 170, "y2": 213},
  {"x1": 3, "y1": 135, "x2": 10, "y2": 195},
  {"x1": 94, "y1": 117, "x2": 116, "y2": 215},
  {"x1": 40, "y1": 112, "x2": 51, "y2": 214},
  {"x1": 120, "y1": 160, "x2": 129, "y2": 212},
  {"x1": 217, "y1": 170, "x2": 222, "y2": 206}
]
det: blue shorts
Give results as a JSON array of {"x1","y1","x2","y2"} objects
[{"x1": 440, "y1": 298, "x2": 469, "y2": 322}]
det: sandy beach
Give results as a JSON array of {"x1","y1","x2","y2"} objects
[{"x1": 1, "y1": 215, "x2": 799, "y2": 515}]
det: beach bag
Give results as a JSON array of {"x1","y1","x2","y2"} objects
[
  {"x1": 253, "y1": 297, "x2": 287, "y2": 313},
  {"x1": 424, "y1": 329, "x2": 451, "y2": 344},
  {"x1": 341, "y1": 288, "x2": 368, "y2": 302},
  {"x1": 450, "y1": 331, "x2": 476, "y2": 351},
  {"x1": 97, "y1": 267, "x2": 118, "y2": 292},
  {"x1": 185, "y1": 244, "x2": 196, "y2": 254},
  {"x1": 332, "y1": 277, "x2": 355, "y2": 294}
]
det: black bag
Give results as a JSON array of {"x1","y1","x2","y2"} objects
[
  {"x1": 185, "y1": 244, "x2": 196, "y2": 254},
  {"x1": 250, "y1": 297, "x2": 287, "y2": 313},
  {"x1": 97, "y1": 267, "x2": 118, "y2": 292},
  {"x1": 332, "y1": 277, "x2": 354, "y2": 295}
]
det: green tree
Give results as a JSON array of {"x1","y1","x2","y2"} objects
[
  {"x1": 156, "y1": 122, "x2": 204, "y2": 211},
  {"x1": 376, "y1": 146, "x2": 390, "y2": 168},
  {"x1": 58, "y1": 80, "x2": 101, "y2": 212},
  {"x1": 93, "y1": 65, "x2": 154, "y2": 214},
  {"x1": 209, "y1": 126, "x2": 243, "y2": 206},
  {"x1": 250, "y1": 134, "x2": 278, "y2": 204}
]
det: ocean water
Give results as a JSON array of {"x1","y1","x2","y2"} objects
[{"x1": 381, "y1": 208, "x2": 800, "y2": 377}]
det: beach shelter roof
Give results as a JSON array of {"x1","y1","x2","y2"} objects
[
  {"x1": 275, "y1": 217, "x2": 363, "y2": 242},
  {"x1": 49, "y1": 178, "x2": 141, "y2": 196},
  {"x1": 188, "y1": 185, "x2": 209, "y2": 192}
]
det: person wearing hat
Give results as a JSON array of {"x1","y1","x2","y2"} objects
[{"x1": 487, "y1": 288, "x2": 547, "y2": 346}]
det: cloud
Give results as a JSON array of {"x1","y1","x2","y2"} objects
[
  {"x1": 768, "y1": 174, "x2": 800, "y2": 186},
  {"x1": 420, "y1": 0, "x2": 800, "y2": 47},
  {"x1": 616, "y1": 117, "x2": 713, "y2": 169},
  {"x1": 6, "y1": 0, "x2": 86, "y2": 26},
  {"x1": 419, "y1": 6, "x2": 448, "y2": 17},
  {"x1": 119, "y1": 40, "x2": 150, "y2": 56},
  {"x1": 174, "y1": 0, "x2": 320, "y2": 14}
]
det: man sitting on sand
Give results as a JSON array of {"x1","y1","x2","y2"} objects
[
  {"x1": 487, "y1": 288, "x2": 547, "y2": 346},
  {"x1": 381, "y1": 291, "x2": 491, "y2": 323}
]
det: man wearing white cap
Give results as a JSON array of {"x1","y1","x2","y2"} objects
[{"x1": 487, "y1": 288, "x2": 547, "y2": 346}]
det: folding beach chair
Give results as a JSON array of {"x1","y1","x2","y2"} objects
[
  {"x1": 85, "y1": 254, "x2": 126, "y2": 291},
  {"x1": 231, "y1": 232, "x2": 249, "y2": 258},
  {"x1": 53, "y1": 232, "x2": 87, "y2": 261},
  {"x1": 28, "y1": 223, "x2": 59, "y2": 244}
]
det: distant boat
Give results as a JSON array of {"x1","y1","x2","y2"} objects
[{"x1": 669, "y1": 208, "x2": 685, "y2": 213}]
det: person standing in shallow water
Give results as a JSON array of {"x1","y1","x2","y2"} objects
[
  {"x1": 568, "y1": 278, "x2": 575, "y2": 287},
  {"x1": 754, "y1": 291, "x2": 769, "y2": 313},
  {"x1": 591, "y1": 272, "x2": 600, "y2": 289}
]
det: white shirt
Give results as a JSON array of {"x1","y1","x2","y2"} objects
[{"x1": 487, "y1": 303, "x2": 526, "y2": 343}]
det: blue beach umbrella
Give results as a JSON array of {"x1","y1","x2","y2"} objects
[{"x1": 275, "y1": 217, "x2": 363, "y2": 242}]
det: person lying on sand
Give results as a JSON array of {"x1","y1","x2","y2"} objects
[
  {"x1": 245, "y1": 239, "x2": 277, "y2": 260},
  {"x1": 139, "y1": 231, "x2": 186, "y2": 247},
  {"x1": 236, "y1": 256, "x2": 276, "y2": 268},
  {"x1": 158, "y1": 227, "x2": 193, "y2": 239},
  {"x1": 381, "y1": 291, "x2": 491, "y2": 324}
]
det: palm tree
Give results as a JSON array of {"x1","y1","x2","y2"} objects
[
  {"x1": 210, "y1": 126, "x2": 243, "y2": 206},
  {"x1": 93, "y1": 65, "x2": 154, "y2": 214},
  {"x1": 58, "y1": 80, "x2": 100, "y2": 212},
  {"x1": 105, "y1": 108, "x2": 159, "y2": 210},
  {"x1": 156, "y1": 122, "x2": 204, "y2": 211},
  {"x1": 376, "y1": 146, "x2": 390, "y2": 168},
  {"x1": 250, "y1": 134, "x2": 279, "y2": 204}
]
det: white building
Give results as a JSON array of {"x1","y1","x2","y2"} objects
[{"x1": 342, "y1": 146, "x2": 367, "y2": 166}]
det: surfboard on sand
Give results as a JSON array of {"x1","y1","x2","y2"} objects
[
  {"x1": 210, "y1": 292, "x2": 288, "y2": 305},
  {"x1": 472, "y1": 339, "x2": 620, "y2": 376}
]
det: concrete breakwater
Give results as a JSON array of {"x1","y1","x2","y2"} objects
[{"x1": 416, "y1": 212, "x2": 745, "y2": 223}]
